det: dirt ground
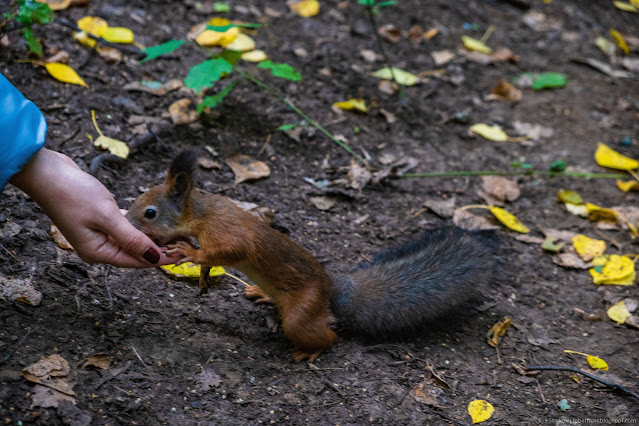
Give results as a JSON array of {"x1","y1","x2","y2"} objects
[{"x1": 1, "y1": 0, "x2": 639, "y2": 424}]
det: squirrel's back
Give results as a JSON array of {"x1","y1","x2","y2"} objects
[{"x1": 331, "y1": 228, "x2": 495, "y2": 336}]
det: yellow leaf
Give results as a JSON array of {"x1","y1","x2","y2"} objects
[
  {"x1": 289, "y1": 0, "x2": 320, "y2": 17},
  {"x1": 371, "y1": 67, "x2": 419, "y2": 86},
  {"x1": 222, "y1": 33, "x2": 255, "y2": 51},
  {"x1": 94, "y1": 135, "x2": 130, "y2": 159},
  {"x1": 241, "y1": 50, "x2": 268, "y2": 62},
  {"x1": 557, "y1": 189, "x2": 583, "y2": 205},
  {"x1": 631, "y1": 0, "x2": 639, "y2": 6},
  {"x1": 594, "y1": 143, "x2": 638, "y2": 170},
  {"x1": 196, "y1": 27, "x2": 239, "y2": 47},
  {"x1": 610, "y1": 29, "x2": 630, "y2": 54},
  {"x1": 595, "y1": 36, "x2": 616, "y2": 56},
  {"x1": 589, "y1": 254, "x2": 636, "y2": 285},
  {"x1": 564, "y1": 202, "x2": 588, "y2": 217},
  {"x1": 468, "y1": 400, "x2": 494, "y2": 424},
  {"x1": 36, "y1": 0, "x2": 71, "y2": 10},
  {"x1": 488, "y1": 206, "x2": 530, "y2": 233},
  {"x1": 613, "y1": 1, "x2": 638, "y2": 12},
  {"x1": 161, "y1": 263, "x2": 225, "y2": 279},
  {"x1": 617, "y1": 180, "x2": 639, "y2": 192},
  {"x1": 470, "y1": 123, "x2": 508, "y2": 141},
  {"x1": 486, "y1": 317, "x2": 511, "y2": 348},
  {"x1": 101, "y1": 27, "x2": 135, "y2": 44},
  {"x1": 77, "y1": 16, "x2": 108, "y2": 37},
  {"x1": 461, "y1": 36, "x2": 492, "y2": 54},
  {"x1": 44, "y1": 63, "x2": 88, "y2": 87},
  {"x1": 73, "y1": 31, "x2": 97, "y2": 48},
  {"x1": 333, "y1": 99, "x2": 369, "y2": 113},
  {"x1": 572, "y1": 234, "x2": 606, "y2": 261},
  {"x1": 585, "y1": 202, "x2": 619, "y2": 222},
  {"x1": 208, "y1": 17, "x2": 231, "y2": 26},
  {"x1": 607, "y1": 300, "x2": 632, "y2": 324},
  {"x1": 564, "y1": 350, "x2": 609, "y2": 371}
]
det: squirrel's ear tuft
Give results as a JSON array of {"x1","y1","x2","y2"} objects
[{"x1": 166, "y1": 150, "x2": 198, "y2": 207}]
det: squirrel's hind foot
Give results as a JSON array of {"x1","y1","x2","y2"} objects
[
  {"x1": 245, "y1": 285, "x2": 273, "y2": 304},
  {"x1": 291, "y1": 348, "x2": 323, "y2": 363}
]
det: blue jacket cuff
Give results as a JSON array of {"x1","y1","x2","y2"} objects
[{"x1": 0, "y1": 73, "x2": 47, "y2": 190}]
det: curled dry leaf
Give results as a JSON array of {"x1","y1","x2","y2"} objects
[
  {"x1": 0, "y1": 275, "x2": 43, "y2": 305},
  {"x1": 346, "y1": 160, "x2": 372, "y2": 192},
  {"x1": 225, "y1": 154, "x2": 271, "y2": 185},
  {"x1": 552, "y1": 253, "x2": 593, "y2": 270},
  {"x1": 82, "y1": 353, "x2": 113, "y2": 370},
  {"x1": 23, "y1": 354, "x2": 70, "y2": 381},
  {"x1": 169, "y1": 98, "x2": 198, "y2": 125},
  {"x1": 30, "y1": 384, "x2": 76, "y2": 409},
  {"x1": 487, "y1": 79, "x2": 522, "y2": 102},
  {"x1": 477, "y1": 176, "x2": 520, "y2": 206},
  {"x1": 423, "y1": 197, "x2": 456, "y2": 218},
  {"x1": 410, "y1": 381, "x2": 443, "y2": 408},
  {"x1": 487, "y1": 317, "x2": 511, "y2": 348},
  {"x1": 431, "y1": 50, "x2": 455, "y2": 65},
  {"x1": 378, "y1": 24, "x2": 402, "y2": 43},
  {"x1": 196, "y1": 368, "x2": 223, "y2": 392},
  {"x1": 452, "y1": 208, "x2": 500, "y2": 231},
  {"x1": 50, "y1": 224, "x2": 73, "y2": 250}
]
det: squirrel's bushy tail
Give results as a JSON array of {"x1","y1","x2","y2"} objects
[{"x1": 331, "y1": 228, "x2": 495, "y2": 336}]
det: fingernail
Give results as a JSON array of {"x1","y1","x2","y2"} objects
[{"x1": 143, "y1": 247, "x2": 160, "y2": 264}]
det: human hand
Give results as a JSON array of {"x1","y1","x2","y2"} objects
[{"x1": 9, "y1": 148, "x2": 182, "y2": 268}]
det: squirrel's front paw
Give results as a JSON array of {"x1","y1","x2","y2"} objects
[{"x1": 166, "y1": 241, "x2": 196, "y2": 265}]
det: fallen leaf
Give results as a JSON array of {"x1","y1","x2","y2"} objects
[
  {"x1": 241, "y1": 50, "x2": 268, "y2": 62},
  {"x1": 461, "y1": 36, "x2": 491, "y2": 54},
  {"x1": 617, "y1": 180, "x2": 639, "y2": 192},
  {"x1": 23, "y1": 354, "x2": 70, "y2": 381},
  {"x1": 531, "y1": 72, "x2": 566, "y2": 90},
  {"x1": 310, "y1": 196, "x2": 337, "y2": 211},
  {"x1": 410, "y1": 382, "x2": 443, "y2": 407},
  {"x1": 36, "y1": 0, "x2": 71, "y2": 10},
  {"x1": 50, "y1": 223, "x2": 73, "y2": 250},
  {"x1": 423, "y1": 197, "x2": 456, "y2": 218},
  {"x1": 572, "y1": 234, "x2": 606, "y2": 261},
  {"x1": 346, "y1": 160, "x2": 372, "y2": 192},
  {"x1": 487, "y1": 79, "x2": 522, "y2": 102},
  {"x1": 101, "y1": 27, "x2": 134, "y2": 44},
  {"x1": 424, "y1": 28, "x2": 438, "y2": 39},
  {"x1": 542, "y1": 228, "x2": 579, "y2": 243},
  {"x1": 610, "y1": 29, "x2": 629, "y2": 54},
  {"x1": 614, "y1": 1, "x2": 639, "y2": 12},
  {"x1": 91, "y1": 110, "x2": 129, "y2": 158},
  {"x1": 289, "y1": 0, "x2": 320, "y2": 17},
  {"x1": 0, "y1": 276, "x2": 42, "y2": 305},
  {"x1": 573, "y1": 307, "x2": 603, "y2": 322},
  {"x1": 82, "y1": 354, "x2": 112, "y2": 370},
  {"x1": 407, "y1": 25, "x2": 424, "y2": 44},
  {"x1": 487, "y1": 317, "x2": 511, "y2": 347},
  {"x1": 378, "y1": 24, "x2": 402, "y2": 43},
  {"x1": 552, "y1": 253, "x2": 593, "y2": 269},
  {"x1": 77, "y1": 16, "x2": 108, "y2": 37},
  {"x1": 557, "y1": 190, "x2": 583, "y2": 205},
  {"x1": 477, "y1": 176, "x2": 520, "y2": 205},
  {"x1": 489, "y1": 207, "x2": 529, "y2": 233},
  {"x1": 196, "y1": 27, "x2": 239, "y2": 46},
  {"x1": 140, "y1": 39, "x2": 185, "y2": 63},
  {"x1": 160, "y1": 263, "x2": 225, "y2": 279},
  {"x1": 595, "y1": 36, "x2": 616, "y2": 56},
  {"x1": 565, "y1": 202, "x2": 589, "y2": 217},
  {"x1": 564, "y1": 350, "x2": 609, "y2": 371},
  {"x1": 589, "y1": 254, "x2": 636, "y2": 285},
  {"x1": 511, "y1": 121, "x2": 553, "y2": 141},
  {"x1": 468, "y1": 400, "x2": 495, "y2": 424},
  {"x1": 431, "y1": 50, "x2": 455, "y2": 65},
  {"x1": 98, "y1": 46, "x2": 122, "y2": 63},
  {"x1": 333, "y1": 98, "x2": 368, "y2": 113},
  {"x1": 595, "y1": 143, "x2": 638, "y2": 170},
  {"x1": 169, "y1": 99, "x2": 198, "y2": 125},
  {"x1": 371, "y1": 67, "x2": 419, "y2": 86},
  {"x1": 452, "y1": 208, "x2": 500, "y2": 231},
  {"x1": 30, "y1": 384, "x2": 76, "y2": 409},
  {"x1": 196, "y1": 368, "x2": 222, "y2": 392},
  {"x1": 44, "y1": 63, "x2": 88, "y2": 87},
  {"x1": 542, "y1": 237, "x2": 564, "y2": 252},
  {"x1": 607, "y1": 300, "x2": 633, "y2": 324},
  {"x1": 223, "y1": 33, "x2": 255, "y2": 51},
  {"x1": 515, "y1": 234, "x2": 545, "y2": 244},
  {"x1": 225, "y1": 154, "x2": 271, "y2": 184}
]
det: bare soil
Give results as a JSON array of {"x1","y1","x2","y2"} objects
[{"x1": 1, "y1": 0, "x2": 638, "y2": 424}]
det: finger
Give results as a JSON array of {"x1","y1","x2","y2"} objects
[{"x1": 100, "y1": 212, "x2": 163, "y2": 266}]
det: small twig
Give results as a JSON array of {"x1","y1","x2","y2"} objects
[
  {"x1": 57, "y1": 127, "x2": 80, "y2": 150},
  {"x1": 526, "y1": 365, "x2": 639, "y2": 400},
  {"x1": 256, "y1": 134, "x2": 272, "y2": 157},
  {"x1": 131, "y1": 346, "x2": 148, "y2": 368},
  {"x1": 237, "y1": 69, "x2": 367, "y2": 166},
  {"x1": 535, "y1": 378, "x2": 546, "y2": 404},
  {"x1": 399, "y1": 170, "x2": 629, "y2": 179},
  {"x1": 104, "y1": 265, "x2": 113, "y2": 308},
  {"x1": 0, "y1": 243, "x2": 20, "y2": 263},
  {"x1": 0, "y1": 326, "x2": 40, "y2": 365},
  {"x1": 70, "y1": 295, "x2": 81, "y2": 324}
]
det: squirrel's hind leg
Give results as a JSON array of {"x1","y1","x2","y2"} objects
[{"x1": 245, "y1": 285, "x2": 273, "y2": 304}]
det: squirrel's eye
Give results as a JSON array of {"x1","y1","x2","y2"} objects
[{"x1": 144, "y1": 207, "x2": 157, "y2": 219}]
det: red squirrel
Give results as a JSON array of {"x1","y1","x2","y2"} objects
[{"x1": 126, "y1": 151, "x2": 495, "y2": 362}]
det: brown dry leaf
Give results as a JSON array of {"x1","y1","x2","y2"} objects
[
  {"x1": 423, "y1": 197, "x2": 456, "y2": 218},
  {"x1": 30, "y1": 384, "x2": 76, "y2": 409},
  {"x1": 197, "y1": 157, "x2": 222, "y2": 170},
  {"x1": 410, "y1": 381, "x2": 443, "y2": 407},
  {"x1": 407, "y1": 25, "x2": 423, "y2": 44},
  {"x1": 195, "y1": 368, "x2": 222, "y2": 392},
  {"x1": 378, "y1": 24, "x2": 402, "y2": 43},
  {"x1": 378, "y1": 108, "x2": 397, "y2": 124},
  {"x1": 431, "y1": 50, "x2": 455, "y2": 65},
  {"x1": 98, "y1": 46, "x2": 122, "y2": 63},
  {"x1": 512, "y1": 121, "x2": 554, "y2": 141},
  {"x1": 311, "y1": 196, "x2": 337, "y2": 211},
  {"x1": 452, "y1": 208, "x2": 500, "y2": 231},
  {"x1": 169, "y1": 98, "x2": 198, "y2": 125},
  {"x1": 225, "y1": 154, "x2": 271, "y2": 185},
  {"x1": 487, "y1": 79, "x2": 522, "y2": 102},
  {"x1": 552, "y1": 253, "x2": 594, "y2": 269},
  {"x1": 346, "y1": 160, "x2": 372, "y2": 192},
  {"x1": 459, "y1": 47, "x2": 519, "y2": 65},
  {"x1": 541, "y1": 228, "x2": 579, "y2": 243},
  {"x1": 514, "y1": 234, "x2": 545, "y2": 244},
  {"x1": 487, "y1": 317, "x2": 511, "y2": 347},
  {"x1": 0, "y1": 275, "x2": 42, "y2": 306},
  {"x1": 45, "y1": 51, "x2": 70, "y2": 64},
  {"x1": 83, "y1": 353, "x2": 113, "y2": 370},
  {"x1": 23, "y1": 354, "x2": 70, "y2": 381},
  {"x1": 51, "y1": 223, "x2": 73, "y2": 250},
  {"x1": 477, "y1": 176, "x2": 520, "y2": 206}
]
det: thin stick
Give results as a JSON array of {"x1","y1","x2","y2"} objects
[
  {"x1": 224, "y1": 272, "x2": 251, "y2": 288},
  {"x1": 0, "y1": 243, "x2": 20, "y2": 263},
  {"x1": 131, "y1": 346, "x2": 148, "y2": 368},
  {"x1": 104, "y1": 266, "x2": 114, "y2": 308},
  {"x1": 0, "y1": 326, "x2": 40, "y2": 364},
  {"x1": 526, "y1": 365, "x2": 639, "y2": 400},
  {"x1": 237, "y1": 69, "x2": 367, "y2": 166},
  {"x1": 399, "y1": 170, "x2": 629, "y2": 179},
  {"x1": 256, "y1": 134, "x2": 272, "y2": 157}
]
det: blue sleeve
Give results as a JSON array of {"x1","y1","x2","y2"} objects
[{"x1": 0, "y1": 73, "x2": 47, "y2": 190}]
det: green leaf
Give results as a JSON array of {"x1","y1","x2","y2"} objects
[
  {"x1": 140, "y1": 39, "x2": 185, "y2": 63},
  {"x1": 219, "y1": 49, "x2": 243, "y2": 66},
  {"x1": 184, "y1": 58, "x2": 233, "y2": 94},
  {"x1": 357, "y1": 0, "x2": 375, "y2": 5},
  {"x1": 375, "y1": 1, "x2": 397, "y2": 7},
  {"x1": 532, "y1": 72, "x2": 567, "y2": 90},
  {"x1": 16, "y1": 0, "x2": 53, "y2": 25},
  {"x1": 213, "y1": 2, "x2": 231, "y2": 12},
  {"x1": 277, "y1": 123, "x2": 302, "y2": 131},
  {"x1": 257, "y1": 60, "x2": 302, "y2": 81},
  {"x1": 23, "y1": 26, "x2": 43, "y2": 56},
  {"x1": 557, "y1": 399, "x2": 571, "y2": 412},
  {"x1": 197, "y1": 81, "x2": 238, "y2": 113},
  {"x1": 542, "y1": 237, "x2": 564, "y2": 252},
  {"x1": 550, "y1": 160, "x2": 566, "y2": 172}
]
